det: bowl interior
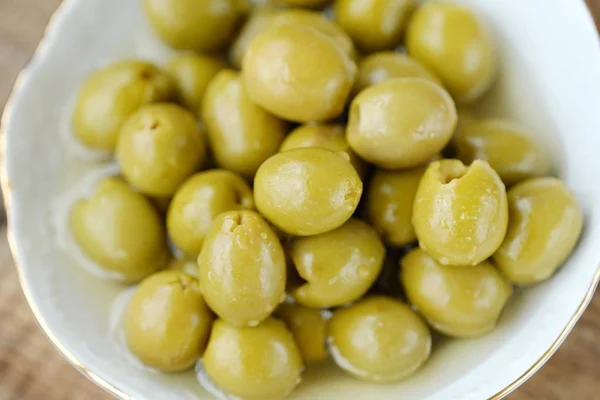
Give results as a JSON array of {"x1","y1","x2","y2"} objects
[{"x1": 3, "y1": 0, "x2": 600, "y2": 399}]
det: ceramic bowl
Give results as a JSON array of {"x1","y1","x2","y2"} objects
[{"x1": 2, "y1": 0, "x2": 600, "y2": 399}]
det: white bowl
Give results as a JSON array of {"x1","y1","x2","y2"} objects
[{"x1": 2, "y1": 0, "x2": 600, "y2": 399}]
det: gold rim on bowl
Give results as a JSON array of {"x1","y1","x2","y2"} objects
[{"x1": 0, "y1": 1, "x2": 599, "y2": 399}]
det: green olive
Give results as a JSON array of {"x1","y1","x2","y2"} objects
[
  {"x1": 168, "y1": 257, "x2": 198, "y2": 277},
  {"x1": 400, "y1": 248, "x2": 513, "y2": 338},
  {"x1": 354, "y1": 52, "x2": 441, "y2": 94},
  {"x1": 142, "y1": 0, "x2": 240, "y2": 52},
  {"x1": 72, "y1": 61, "x2": 175, "y2": 152},
  {"x1": 280, "y1": 124, "x2": 366, "y2": 178},
  {"x1": 347, "y1": 78, "x2": 457, "y2": 169},
  {"x1": 254, "y1": 148, "x2": 363, "y2": 236},
  {"x1": 230, "y1": 7, "x2": 281, "y2": 68},
  {"x1": 242, "y1": 22, "x2": 356, "y2": 122},
  {"x1": 270, "y1": 9, "x2": 356, "y2": 58},
  {"x1": 276, "y1": 0, "x2": 329, "y2": 7},
  {"x1": 198, "y1": 210, "x2": 286, "y2": 327},
  {"x1": 201, "y1": 70, "x2": 287, "y2": 179},
  {"x1": 289, "y1": 218, "x2": 385, "y2": 308},
  {"x1": 167, "y1": 169, "x2": 254, "y2": 258},
  {"x1": 124, "y1": 270, "x2": 213, "y2": 371},
  {"x1": 329, "y1": 296, "x2": 431, "y2": 383},
  {"x1": 406, "y1": 2, "x2": 498, "y2": 104},
  {"x1": 202, "y1": 318, "x2": 303, "y2": 400},
  {"x1": 277, "y1": 302, "x2": 329, "y2": 363},
  {"x1": 166, "y1": 53, "x2": 227, "y2": 112},
  {"x1": 453, "y1": 119, "x2": 553, "y2": 186},
  {"x1": 116, "y1": 103, "x2": 206, "y2": 197},
  {"x1": 334, "y1": 0, "x2": 417, "y2": 53},
  {"x1": 365, "y1": 165, "x2": 427, "y2": 247},
  {"x1": 493, "y1": 178, "x2": 583, "y2": 285},
  {"x1": 231, "y1": 8, "x2": 356, "y2": 69},
  {"x1": 413, "y1": 159, "x2": 508, "y2": 266},
  {"x1": 70, "y1": 177, "x2": 169, "y2": 282}
]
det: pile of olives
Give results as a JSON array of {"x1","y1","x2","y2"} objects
[{"x1": 68, "y1": 0, "x2": 584, "y2": 398}]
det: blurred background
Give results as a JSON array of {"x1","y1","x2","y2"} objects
[{"x1": 0, "y1": 1, "x2": 599, "y2": 399}]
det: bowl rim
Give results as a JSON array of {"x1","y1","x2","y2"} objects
[{"x1": 1, "y1": 0, "x2": 599, "y2": 399}]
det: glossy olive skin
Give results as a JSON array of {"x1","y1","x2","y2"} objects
[
  {"x1": 413, "y1": 159, "x2": 508, "y2": 266},
  {"x1": 167, "y1": 169, "x2": 254, "y2": 258},
  {"x1": 198, "y1": 211, "x2": 286, "y2": 327},
  {"x1": 493, "y1": 178, "x2": 583, "y2": 285},
  {"x1": 406, "y1": 2, "x2": 498, "y2": 104},
  {"x1": 329, "y1": 296, "x2": 431, "y2": 383},
  {"x1": 348, "y1": 78, "x2": 457, "y2": 169},
  {"x1": 334, "y1": 0, "x2": 416, "y2": 53},
  {"x1": 124, "y1": 270, "x2": 213, "y2": 371},
  {"x1": 72, "y1": 61, "x2": 175, "y2": 152},
  {"x1": 202, "y1": 70, "x2": 287, "y2": 179},
  {"x1": 231, "y1": 8, "x2": 356, "y2": 68},
  {"x1": 203, "y1": 318, "x2": 303, "y2": 400},
  {"x1": 166, "y1": 53, "x2": 227, "y2": 112},
  {"x1": 254, "y1": 148, "x2": 363, "y2": 236},
  {"x1": 454, "y1": 119, "x2": 553, "y2": 186},
  {"x1": 168, "y1": 257, "x2": 198, "y2": 277},
  {"x1": 270, "y1": 9, "x2": 356, "y2": 58},
  {"x1": 277, "y1": 0, "x2": 329, "y2": 7},
  {"x1": 116, "y1": 103, "x2": 206, "y2": 197},
  {"x1": 365, "y1": 165, "x2": 427, "y2": 247},
  {"x1": 142, "y1": 0, "x2": 240, "y2": 52},
  {"x1": 242, "y1": 22, "x2": 356, "y2": 123},
  {"x1": 280, "y1": 124, "x2": 366, "y2": 178},
  {"x1": 230, "y1": 7, "x2": 281, "y2": 68},
  {"x1": 70, "y1": 177, "x2": 169, "y2": 282},
  {"x1": 400, "y1": 248, "x2": 513, "y2": 338},
  {"x1": 289, "y1": 218, "x2": 385, "y2": 308},
  {"x1": 277, "y1": 302, "x2": 329, "y2": 363},
  {"x1": 354, "y1": 52, "x2": 441, "y2": 94}
]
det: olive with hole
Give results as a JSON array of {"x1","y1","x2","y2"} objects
[
  {"x1": 400, "y1": 248, "x2": 513, "y2": 338},
  {"x1": 167, "y1": 169, "x2": 254, "y2": 258},
  {"x1": 72, "y1": 61, "x2": 175, "y2": 152},
  {"x1": 413, "y1": 159, "x2": 508, "y2": 266},
  {"x1": 277, "y1": 302, "x2": 329, "y2": 363},
  {"x1": 406, "y1": 1, "x2": 498, "y2": 104},
  {"x1": 198, "y1": 210, "x2": 286, "y2": 327},
  {"x1": 202, "y1": 70, "x2": 287, "y2": 179},
  {"x1": 365, "y1": 165, "x2": 427, "y2": 247},
  {"x1": 166, "y1": 53, "x2": 227, "y2": 113},
  {"x1": 124, "y1": 270, "x2": 213, "y2": 371},
  {"x1": 354, "y1": 52, "x2": 441, "y2": 94},
  {"x1": 142, "y1": 0, "x2": 240, "y2": 52},
  {"x1": 453, "y1": 119, "x2": 553, "y2": 186},
  {"x1": 202, "y1": 318, "x2": 303, "y2": 400},
  {"x1": 280, "y1": 124, "x2": 366, "y2": 178},
  {"x1": 242, "y1": 22, "x2": 356, "y2": 122},
  {"x1": 493, "y1": 177, "x2": 583, "y2": 285},
  {"x1": 347, "y1": 78, "x2": 457, "y2": 169},
  {"x1": 116, "y1": 103, "x2": 206, "y2": 197},
  {"x1": 254, "y1": 148, "x2": 363, "y2": 236},
  {"x1": 334, "y1": 0, "x2": 417, "y2": 53},
  {"x1": 289, "y1": 218, "x2": 385, "y2": 308},
  {"x1": 70, "y1": 177, "x2": 169, "y2": 283},
  {"x1": 329, "y1": 296, "x2": 431, "y2": 383}
]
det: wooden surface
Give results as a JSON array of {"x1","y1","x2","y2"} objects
[{"x1": 0, "y1": 1, "x2": 599, "y2": 399}]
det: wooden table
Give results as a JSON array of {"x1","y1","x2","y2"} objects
[{"x1": 0, "y1": 1, "x2": 599, "y2": 399}]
